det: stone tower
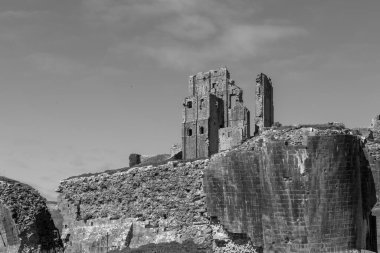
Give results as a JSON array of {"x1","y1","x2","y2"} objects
[
  {"x1": 254, "y1": 73, "x2": 274, "y2": 134},
  {"x1": 182, "y1": 67, "x2": 250, "y2": 160},
  {"x1": 370, "y1": 114, "x2": 380, "y2": 130}
]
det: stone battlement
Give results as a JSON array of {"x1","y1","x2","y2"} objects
[{"x1": 190, "y1": 67, "x2": 230, "y2": 82}]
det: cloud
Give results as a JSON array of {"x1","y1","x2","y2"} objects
[
  {"x1": 109, "y1": 24, "x2": 304, "y2": 69},
  {"x1": 158, "y1": 15, "x2": 217, "y2": 40},
  {"x1": 82, "y1": 0, "x2": 306, "y2": 69}
]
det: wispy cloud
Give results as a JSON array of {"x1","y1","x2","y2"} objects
[{"x1": 82, "y1": 0, "x2": 306, "y2": 69}]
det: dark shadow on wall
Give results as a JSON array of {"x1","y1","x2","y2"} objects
[
  {"x1": 359, "y1": 143, "x2": 377, "y2": 252},
  {"x1": 34, "y1": 207, "x2": 63, "y2": 252}
]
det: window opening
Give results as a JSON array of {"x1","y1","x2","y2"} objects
[
  {"x1": 187, "y1": 128, "x2": 192, "y2": 136},
  {"x1": 200, "y1": 126, "x2": 204, "y2": 134},
  {"x1": 187, "y1": 101, "x2": 192, "y2": 108}
]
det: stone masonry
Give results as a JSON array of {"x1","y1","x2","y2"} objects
[
  {"x1": 0, "y1": 176, "x2": 63, "y2": 252},
  {"x1": 182, "y1": 67, "x2": 250, "y2": 160},
  {"x1": 371, "y1": 115, "x2": 380, "y2": 130},
  {"x1": 254, "y1": 73, "x2": 274, "y2": 134},
  {"x1": 204, "y1": 127, "x2": 378, "y2": 252}
]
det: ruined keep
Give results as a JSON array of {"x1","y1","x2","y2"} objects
[
  {"x1": 255, "y1": 73, "x2": 274, "y2": 133},
  {"x1": 182, "y1": 67, "x2": 250, "y2": 160}
]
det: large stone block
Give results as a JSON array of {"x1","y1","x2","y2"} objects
[{"x1": 204, "y1": 134, "x2": 377, "y2": 252}]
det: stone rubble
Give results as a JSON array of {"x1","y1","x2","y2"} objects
[{"x1": 0, "y1": 176, "x2": 62, "y2": 252}]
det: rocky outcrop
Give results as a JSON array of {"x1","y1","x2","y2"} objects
[{"x1": 0, "y1": 176, "x2": 62, "y2": 252}]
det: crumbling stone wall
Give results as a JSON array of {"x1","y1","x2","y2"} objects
[
  {"x1": 0, "y1": 177, "x2": 63, "y2": 252},
  {"x1": 370, "y1": 115, "x2": 380, "y2": 130},
  {"x1": 358, "y1": 121, "x2": 380, "y2": 251},
  {"x1": 182, "y1": 94, "x2": 224, "y2": 159},
  {"x1": 254, "y1": 73, "x2": 274, "y2": 133},
  {"x1": 204, "y1": 129, "x2": 377, "y2": 252},
  {"x1": 182, "y1": 68, "x2": 250, "y2": 160},
  {"x1": 60, "y1": 217, "x2": 134, "y2": 253},
  {"x1": 57, "y1": 160, "x2": 213, "y2": 253},
  {"x1": 218, "y1": 128, "x2": 246, "y2": 151},
  {"x1": 0, "y1": 203, "x2": 20, "y2": 252},
  {"x1": 58, "y1": 125, "x2": 380, "y2": 253}
]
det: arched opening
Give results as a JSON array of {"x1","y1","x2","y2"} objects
[
  {"x1": 187, "y1": 128, "x2": 192, "y2": 136},
  {"x1": 199, "y1": 126, "x2": 204, "y2": 134}
]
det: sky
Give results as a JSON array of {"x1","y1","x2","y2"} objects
[{"x1": 0, "y1": 0, "x2": 379, "y2": 200}]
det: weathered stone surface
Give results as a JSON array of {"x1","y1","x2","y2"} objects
[
  {"x1": 356, "y1": 119, "x2": 380, "y2": 251},
  {"x1": 204, "y1": 127, "x2": 378, "y2": 252},
  {"x1": 0, "y1": 203, "x2": 20, "y2": 252},
  {"x1": 129, "y1": 154, "x2": 141, "y2": 167},
  {"x1": 57, "y1": 160, "x2": 212, "y2": 252},
  {"x1": 218, "y1": 126, "x2": 247, "y2": 151},
  {"x1": 62, "y1": 218, "x2": 133, "y2": 253},
  {"x1": 47, "y1": 201, "x2": 64, "y2": 236},
  {"x1": 204, "y1": 150, "x2": 263, "y2": 246},
  {"x1": 0, "y1": 177, "x2": 62, "y2": 252},
  {"x1": 139, "y1": 154, "x2": 171, "y2": 166},
  {"x1": 57, "y1": 124, "x2": 380, "y2": 253},
  {"x1": 370, "y1": 115, "x2": 380, "y2": 130},
  {"x1": 170, "y1": 143, "x2": 182, "y2": 157},
  {"x1": 182, "y1": 67, "x2": 250, "y2": 160},
  {"x1": 254, "y1": 73, "x2": 274, "y2": 133}
]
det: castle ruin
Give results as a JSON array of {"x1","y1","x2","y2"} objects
[
  {"x1": 255, "y1": 73, "x2": 274, "y2": 133},
  {"x1": 58, "y1": 66, "x2": 380, "y2": 253},
  {"x1": 182, "y1": 67, "x2": 274, "y2": 160}
]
